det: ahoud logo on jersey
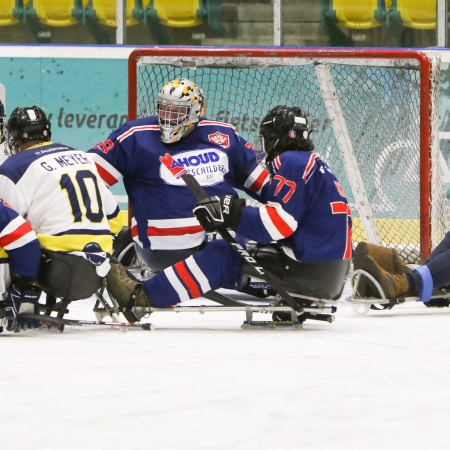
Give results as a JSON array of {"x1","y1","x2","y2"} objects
[{"x1": 160, "y1": 149, "x2": 229, "y2": 186}]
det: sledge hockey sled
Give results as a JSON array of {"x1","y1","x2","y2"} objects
[
  {"x1": 34, "y1": 249, "x2": 122, "y2": 331},
  {"x1": 95, "y1": 235, "x2": 349, "y2": 329},
  {"x1": 346, "y1": 269, "x2": 450, "y2": 315}
]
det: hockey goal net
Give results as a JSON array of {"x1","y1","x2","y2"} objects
[{"x1": 128, "y1": 47, "x2": 449, "y2": 264}]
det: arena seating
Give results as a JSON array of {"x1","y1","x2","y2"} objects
[
  {"x1": 0, "y1": 0, "x2": 20, "y2": 26},
  {"x1": 32, "y1": 0, "x2": 82, "y2": 27},
  {"x1": 321, "y1": 0, "x2": 385, "y2": 46},
  {"x1": 133, "y1": 0, "x2": 228, "y2": 43},
  {"x1": 90, "y1": 0, "x2": 140, "y2": 27},
  {"x1": 322, "y1": 0, "x2": 385, "y2": 29},
  {"x1": 387, "y1": 0, "x2": 436, "y2": 30}
]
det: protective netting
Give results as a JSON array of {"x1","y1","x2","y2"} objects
[{"x1": 132, "y1": 51, "x2": 450, "y2": 264}]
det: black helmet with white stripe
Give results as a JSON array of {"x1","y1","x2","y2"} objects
[
  {"x1": 259, "y1": 105, "x2": 314, "y2": 163},
  {"x1": 5, "y1": 105, "x2": 51, "y2": 155}
]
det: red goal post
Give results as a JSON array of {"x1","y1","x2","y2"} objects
[{"x1": 128, "y1": 47, "x2": 450, "y2": 264}]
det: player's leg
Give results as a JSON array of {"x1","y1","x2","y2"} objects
[
  {"x1": 353, "y1": 242, "x2": 411, "y2": 297},
  {"x1": 142, "y1": 238, "x2": 243, "y2": 307},
  {"x1": 106, "y1": 237, "x2": 244, "y2": 322}
]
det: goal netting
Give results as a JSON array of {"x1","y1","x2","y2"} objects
[{"x1": 129, "y1": 48, "x2": 450, "y2": 264}]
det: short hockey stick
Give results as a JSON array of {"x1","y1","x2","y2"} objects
[
  {"x1": 160, "y1": 153, "x2": 303, "y2": 314},
  {"x1": 18, "y1": 313, "x2": 151, "y2": 330}
]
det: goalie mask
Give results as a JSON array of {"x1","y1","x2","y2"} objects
[
  {"x1": 259, "y1": 105, "x2": 314, "y2": 163},
  {"x1": 5, "y1": 106, "x2": 51, "y2": 156},
  {"x1": 156, "y1": 78, "x2": 205, "y2": 144}
]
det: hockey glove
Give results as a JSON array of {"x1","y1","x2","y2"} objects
[
  {"x1": 193, "y1": 195, "x2": 246, "y2": 232},
  {"x1": 3, "y1": 284, "x2": 41, "y2": 332}
]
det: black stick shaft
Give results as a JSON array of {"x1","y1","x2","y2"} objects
[{"x1": 180, "y1": 173, "x2": 303, "y2": 313}]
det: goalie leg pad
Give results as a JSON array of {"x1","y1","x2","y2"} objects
[{"x1": 36, "y1": 249, "x2": 103, "y2": 300}]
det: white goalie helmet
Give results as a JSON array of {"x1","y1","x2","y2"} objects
[{"x1": 156, "y1": 78, "x2": 206, "y2": 144}]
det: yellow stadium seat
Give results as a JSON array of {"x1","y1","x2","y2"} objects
[
  {"x1": 91, "y1": 0, "x2": 139, "y2": 27},
  {"x1": 153, "y1": 0, "x2": 203, "y2": 28},
  {"x1": 0, "y1": 0, "x2": 19, "y2": 26},
  {"x1": 330, "y1": 0, "x2": 384, "y2": 29},
  {"x1": 33, "y1": 0, "x2": 82, "y2": 26},
  {"x1": 392, "y1": 0, "x2": 436, "y2": 30}
]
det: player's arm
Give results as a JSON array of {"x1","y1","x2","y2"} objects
[
  {"x1": 87, "y1": 125, "x2": 132, "y2": 188},
  {"x1": 194, "y1": 170, "x2": 301, "y2": 244},
  {"x1": 232, "y1": 135, "x2": 271, "y2": 199},
  {"x1": 0, "y1": 201, "x2": 41, "y2": 280},
  {"x1": 0, "y1": 175, "x2": 30, "y2": 218},
  {"x1": 196, "y1": 153, "x2": 302, "y2": 243},
  {"x1": 99, "y1": 183, "x2": 123, "y2": 236},
  {"x1": 0, "y1": 202, "x2": 42, "y2": 331}
]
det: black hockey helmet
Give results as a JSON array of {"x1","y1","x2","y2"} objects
[
  {"x1": 5, "y1": 105, "x2": 51, "y2": 155},
  {"x1": 259, "y1": 105, "x2": 313, "y2": 163}
]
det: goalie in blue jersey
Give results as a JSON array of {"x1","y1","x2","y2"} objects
[
  {"x1": 88, "y1": 78, "x2": 270, "y2": 274},
  {"x1": 106, "y1": 105, "x2": 353, "y2": 323}
]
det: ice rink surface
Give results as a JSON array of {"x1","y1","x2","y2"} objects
[{"x1": 2, "y1": 282, "x2": 450, "y2": 450}]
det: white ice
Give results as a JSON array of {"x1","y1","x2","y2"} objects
[{"x1": 2, "y1": 282, "x2": 450, "y2": 450}]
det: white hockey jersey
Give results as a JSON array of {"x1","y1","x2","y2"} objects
[{"x1": 0, "y1": 142, "x2": 122, "y2": 254}]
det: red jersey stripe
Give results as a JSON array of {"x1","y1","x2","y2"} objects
[
  {"x1": 0, "y1": 222, "x2": 33, "y2": 247},
  {"x1": 302, "y1": 154, "x2": 317, "y2": 181},
  {"x1": 331, "y1": 201, "x2": 348, "y2": 214},
  {"x1": 249, "y1": 169, "x2": 270, "y2": 193},
  {"x1": 266, "y1": 205, "x2": 294, "y2": 237},
  {"x1": 344, "y1": 223, "x2": 352, "y2": 259},
  {"x1": 95, "y1": 163, "x2": 118, "y2": 186},
  {"x1": 174, "y1": 261, "x2": 201, "y2": 298},
  {"x1": 147, "y1": 224, "x2": 204, "y2": 237}
]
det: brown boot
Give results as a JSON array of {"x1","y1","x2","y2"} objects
[
  {"x1": 354, "y1": 242, "x2": 411, "y2": 273},
  {"x1": 353, "y1": 242, "x2": 411, "y2": 297},
  {"x1": 357, "y1": 255, "x2": 410, "y2": 299},
  {"x1": 106, "y1": 261, "x2": 153, "y2": 323}
]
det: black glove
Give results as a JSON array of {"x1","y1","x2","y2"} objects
[
  {"x1": 193, "y1": 195, "x2": 246, "y2": 232},
  {"x1": 3, "y1": 284, "x2": 41, "y2": 332}
]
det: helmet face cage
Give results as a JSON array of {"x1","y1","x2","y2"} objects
[
  {"x1": 5, "y1": 106, "x2": 51, "y2": 156},
  {"x1": 155, "y1": 78, "x2": 205, "y2": 144},
  {"x1": 259, "y1": 105, "x2": 310, "y2": 163}
]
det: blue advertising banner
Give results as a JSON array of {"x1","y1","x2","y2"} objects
[{"x1": 0, "y1": 46, "x2": 134, "y2": 211}]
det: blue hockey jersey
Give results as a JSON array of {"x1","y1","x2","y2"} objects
[
  {"x1": 88, "y1": 117, "x2": 270, "y2": 250},
  {"x1": 237, "y1": 151, "x2": 353, "y2": 263},
  {"x1": 0, "y1": 200, "x2": 41, "y2": 294}
]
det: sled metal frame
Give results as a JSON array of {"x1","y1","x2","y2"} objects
[
  {"x1": 90, "y1": 241, "x2": 339, "y2": 329},
  {"x1": 346, "y1": 269, "x2": 450, "y2": 315}
]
